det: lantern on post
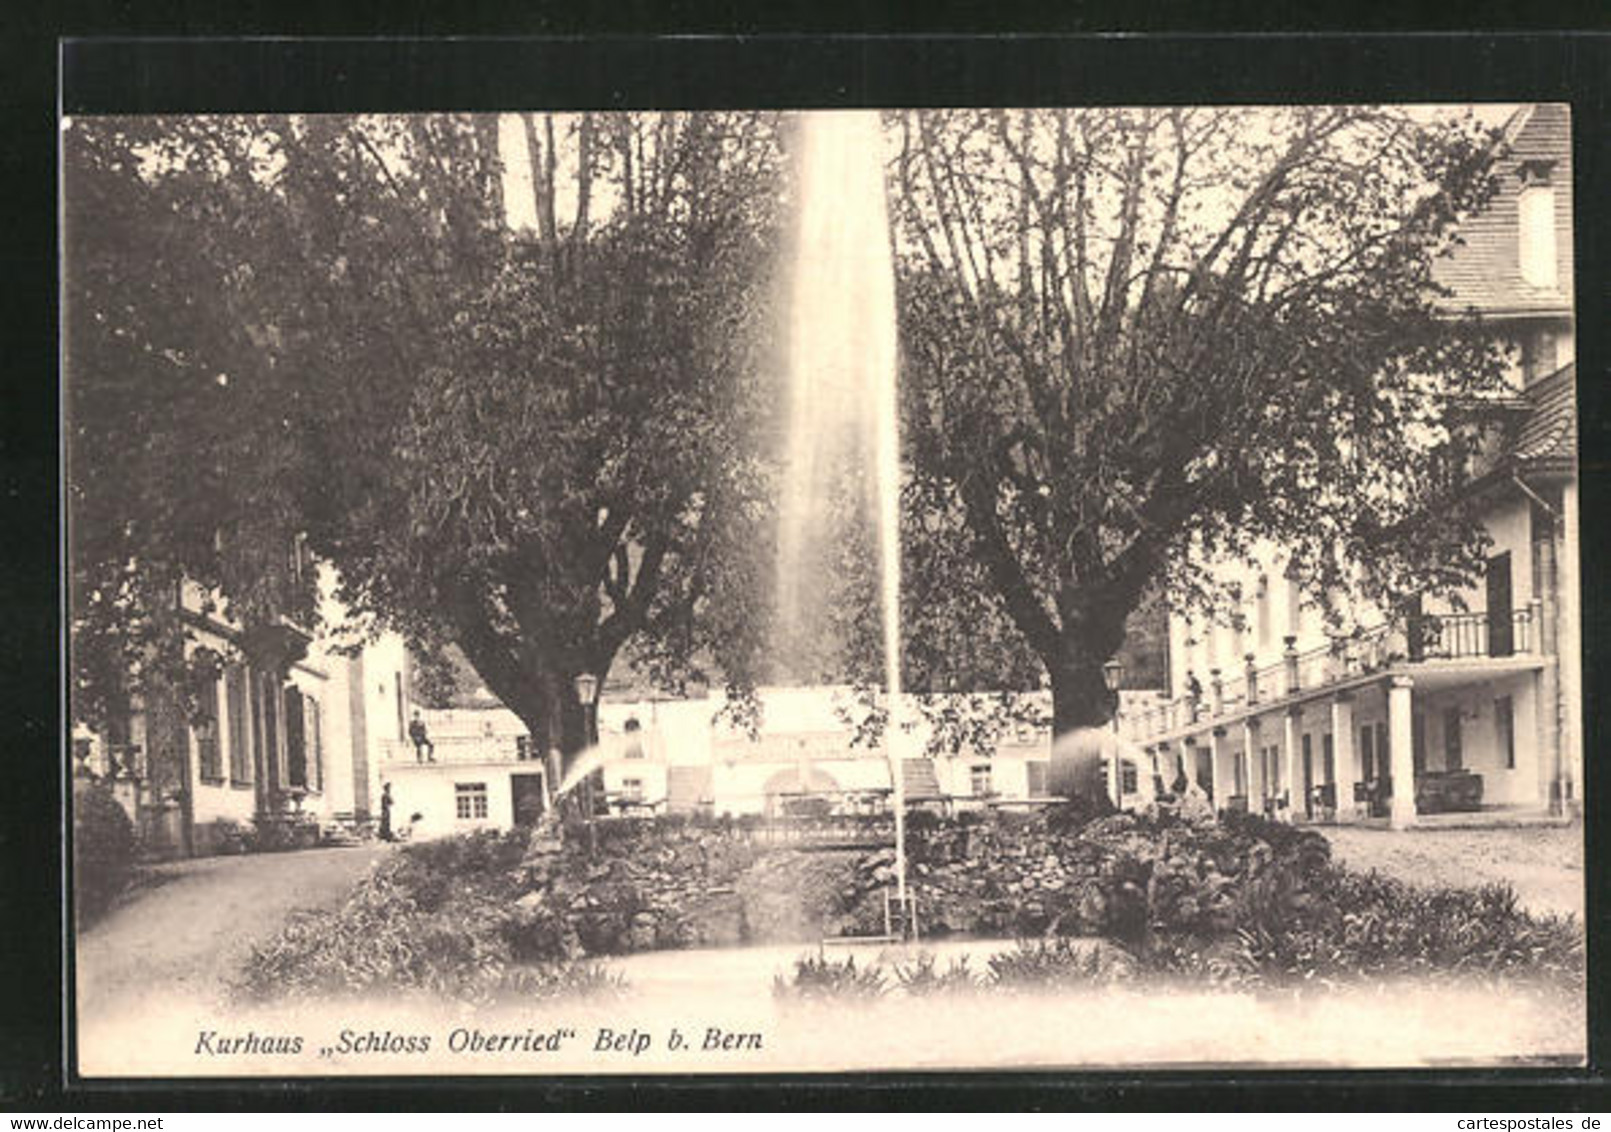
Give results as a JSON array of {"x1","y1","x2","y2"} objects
[
  {"x1": 573, "y1": 672, "x2": 602, "y2": 825},
  {"x1": 1103, "y1": 659, "x2": 1125, "y2": 807}
]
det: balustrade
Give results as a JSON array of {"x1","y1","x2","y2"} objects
[{"x1": 1131, "y1": 603, "x2": 1543, "y2": 743}]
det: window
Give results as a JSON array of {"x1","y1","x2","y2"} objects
[
  {"x1": 1412, "y1": 710, "x2": 1427, "y2": 774},
  {"x1": 1522, "y1": 329, "x2": 1559, "y2": 385},
  {"x1": 516, "y1": 734, "x2": 533, "y2": 761},
  {"x1": 1495, "y1": 696, "x2": 1515, "y2": 769},
  {"x1": 1360, "y1": 724, "x2": 1375, "y2": 781},
  {"x1": 1262, "y1": 744, "x2": 1280, "y2": 793},
  {"x1": 305, "y1": 694, "x2": 323, "y2": 791},
  {"x1": 1284, "y1": 564, "x2": 1304, "y2": 640},
  {"x1": 620, "y1": 777, "x2": 644, "y2": 802},
  {"x1": 259, "y1": 675, "x2": 280, "y2": 787},
  {"x1": 394, "y1": 673, "x2": 405, "y2": 742},
  {"x1": 1517, "y1": 164, "x2": 1557, "y2": 290},
  {"x1": 1256, "y1": 575, "x2": 1272, "y2": 648},
  {"x1": 194, "y1": 676, "x2": 222, "y2": 783},
  {"x1": 1120, "y1": 760, "x2": 1139, "y2": 795},
  {"x1": 1443, "y1": 706, "x2": 1464, "y2": 772},
  {"x1": 1027, "y1": 761, "x2": 1048, "y2": 797},
  {"x1": 455, "y1": 782, "x2": 489, "y2": 821},
  {"x1": 226, "y1": 665, "x2": 252, "y2": 785},
  {"x1": 284, "y1": 687, "x2": 307, "y2": 789},
  {"x1": 622, "y1": 717, "x2": 645, "y2": 759},
  {"x1": 970, "y1": 764, "x2": 993, "y2": 797}
]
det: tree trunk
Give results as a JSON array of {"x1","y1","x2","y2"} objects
[
  {"x1": 500, "y1": 670, "x2": 589, "y2": 777},
  {"x1": 497, "y1": 668, "x2": 595, "y2": 827},
  {"x1": 1044, "y1": 601, "x2": 1127, "y2": 807}
]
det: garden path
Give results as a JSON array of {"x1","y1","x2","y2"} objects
[
  {"x1": 1319, "y1": 825, "x2": 1583, "y2": 920},
  {"x1": 75, "y1": 844, "x2": 391, "y2": 1025}
]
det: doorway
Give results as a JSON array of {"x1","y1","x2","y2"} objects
[
  {"x1": 511, "y1": 772, "x2": 548, "y2": 826},
  {"x1": 1486, "y1": 551, "x2": 1514, "y2": 657},
  {"x1": 1301, "y1": 734, "x2": 1314, "y2": 819}
]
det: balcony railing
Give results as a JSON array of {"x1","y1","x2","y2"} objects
[
  {"x1": 1126, "y1": 602, "x2": 1542, "y2": 742},
  {"x1": 380, "y1": 734, "x2": 535, "y2": 764}
]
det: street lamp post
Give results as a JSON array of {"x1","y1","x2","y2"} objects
[
  {"x1": 573, "y1": 672, "x2": 600, "y2": 824},
  {"x1": 573, "y1": 672, "x2": 600, "y2": 744},
  {"x1": 1103, "y1": 658, "x2": 1125, "y2": 809}
]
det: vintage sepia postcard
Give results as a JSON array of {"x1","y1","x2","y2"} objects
[{"x1": 62, "y1": 43, "x2": 1587, "y2": 1080}]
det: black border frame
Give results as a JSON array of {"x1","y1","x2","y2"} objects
[{"x1": 11, "y1": 30, "x2": 1610, "y2": 1110}]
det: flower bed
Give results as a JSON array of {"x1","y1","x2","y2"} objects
[{"x1": 237, "y1": 807, "x2": 1583, "y2": 1004}]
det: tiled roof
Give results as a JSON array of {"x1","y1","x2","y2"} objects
[
  {"x1": 1432, "y1": 104, "x2": 1573, "y2": 317},
  {"x1": 1511, "y1": 362, "x2": 1575, "y2": 466}
]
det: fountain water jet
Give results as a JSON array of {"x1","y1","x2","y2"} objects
[{"x1": 777, "y1": 110, "x2": 910, "y2": 911}]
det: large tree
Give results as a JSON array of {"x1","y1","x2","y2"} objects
[
  {"x1": 65, "y1": 117, "x2": 326, "y2": 733},
  {"x1": 886, "y1": 106, "x2": 1508, "y2": 795},
  {"x1": 66, "y1": 112, "x2": 786, "y2": 770}
]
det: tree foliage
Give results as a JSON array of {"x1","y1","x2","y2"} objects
[
  {"x1": 881, "y1": 106, "x2": 1508, "y2": 788},
  {"x1": 65, "y1": 112, "x2": 787, "y2": 766},
  {"x1": 65, "y1": 117, "x2": 323, "y2": 729}
]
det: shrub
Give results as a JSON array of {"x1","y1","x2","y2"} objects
[
  {"x1": 500, "y1": 961, "x2": 629, "y2": 1002},
  {"x1": 986, "y1": 937, "x2": 1137, "y2": 990},
  {"x1": 211, "y1": 818, "x2": 255, "y2": 855},
  {"x1": 1043, "y1": 794, "x2": 1113, "y2": 835},
  {"x1": 74, "y1": 784, "x2": 138, "y2": 927},
  {"x1": 236, "y1": 870, "x2": 519, "y2": 1004},
  {"x1": 893, "y1": 952, "x2": 980, "y2": 996},
  {"x1": 772, "y1": 952, "x2": 888, "y2": 1001},
  {"x1": 1253, "y1": 867, "x2": 1582, "y2": 987},
  {"x1": 236, "y1": 870, "x2": 426, "y2": 1002},
  {"x1": 402, "y1": 828, "x2": 528, "y2": 880},
  {"x1": 1150, "y1": 861, "x2": 1584, "y2": 990}
]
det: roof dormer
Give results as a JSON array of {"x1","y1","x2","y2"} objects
[{"x1": 1516, "y1": 159, "x2": 1558, "y2": 291}]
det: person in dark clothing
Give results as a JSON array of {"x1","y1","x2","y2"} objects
[
  {"x1": 379, "y1": 782, "x2": 394, "y2": 842},
  {"x1": 1185, "y1": 672, "x2": 1204, "y2": 721},
  {"x1": 409, "y1": 710, "x2": 435, "y2": 763}
]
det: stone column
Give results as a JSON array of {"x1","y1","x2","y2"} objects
[
  {"x1": 1331, "y1": 693, "x2": 1357, "y2": 822},
  {"x1": 1282, "y1": 707, "x2": 1301, "y2": 823},
  {"x1": 1387, "y1": 675, "x2": 1417, "y2": 829},
  {"x1": 1178, "y1": 737, "x2": 1199, "y2": 791},
  {"x1": 1106, "y1": 727, "x2": 1122, "y2": 808},
  {"x1": 1209, "y1": 728, "x2": 1230, "y2": 811},
  {"x1": 1559, "y1": 482, "x2": 1582, "y2": 813},
  {"x1": 1244, "y1": 719, "x2": 1263, "y2": 813}
]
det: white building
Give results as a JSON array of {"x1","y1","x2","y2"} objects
[
  {"x1": 382, "y1": 685, "x2": 1169, "y2": 837},
  {"x1": 1126, "y1": 104, "x2": 1578, "y2": 830},
  {"x1": 74, "y1": 560, "x2": 412, "y2": 857}
]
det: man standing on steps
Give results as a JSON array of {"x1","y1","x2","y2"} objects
[{"x1": 409, "y1": 710, "x2": 435, "y2": 763}]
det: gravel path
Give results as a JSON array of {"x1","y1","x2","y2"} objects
[
  {"x1": 76, "y1": 844, "x2": 391, "y2": 1023},
  {"x1": 1319, "y1": 825, "x2": 1584, "y2": 919}
]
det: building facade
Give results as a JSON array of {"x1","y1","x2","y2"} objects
[
  {"x1": 1125, "y1": 104, "x2": 1579, "y2": 829},
  {"x1": 74, "y1": 563, "x2": 412, "y2": 858},
  {"x1": 380, "y1": 686, "x2": 1170, "y2": 837}
]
